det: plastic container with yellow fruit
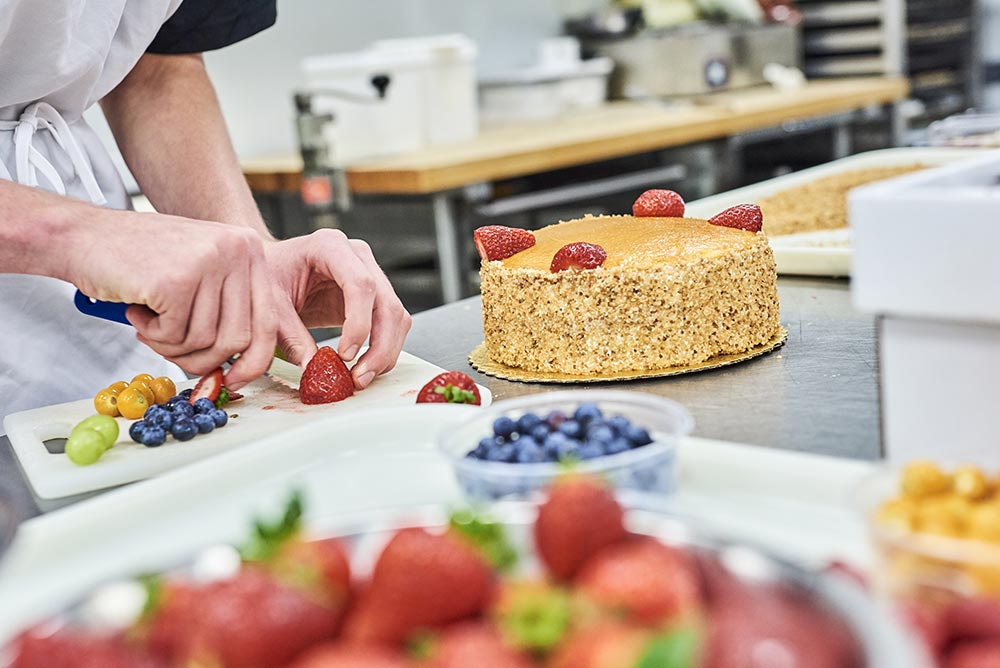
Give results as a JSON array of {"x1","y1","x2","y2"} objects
[{"x1": 858, "y1": 460, "x2": 1000, "y2": 665}]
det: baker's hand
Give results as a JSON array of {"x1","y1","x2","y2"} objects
[
  {"x1": 68, "y1": 211, "x2": 279, "y2": 389},
  {"x1": 264, "y1": 229, "x2": 412, "y2": 389}
]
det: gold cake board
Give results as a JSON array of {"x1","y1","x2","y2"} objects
[{"x1": 469, "y1": 327, "x2": 788, "y2": 384}]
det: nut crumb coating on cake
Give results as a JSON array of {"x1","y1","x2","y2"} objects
[{"x1": 480, "y1": 229, "x2": 781, "y2": 375}]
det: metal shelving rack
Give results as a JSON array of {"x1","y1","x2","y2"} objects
[{"x1": 798, "y1": 0, "x2": 983, "y2": 135}]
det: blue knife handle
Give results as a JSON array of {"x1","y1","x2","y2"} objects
[{"x1": 74, "y1": 290, "x2": 133, "y2": 326}]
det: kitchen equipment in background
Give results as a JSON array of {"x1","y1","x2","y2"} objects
[
  {"x1": 478, "y1": 37, "x2": 613, "y2": 124},
  {"x1": 301, "y1": 34, "x2": 477, "y2": 166},
  {"x1": 929, "y1": 112, "x2": 1000, "y2": 148},
  {"x1": 798, "y1": 0, "x2": 981, "y2": 135},
  {"x1": 294, "y1": 75, "x2": 390, "y2": 229},
  {"x1": 576, "y1": 21, "x2": 800, "y2": 98},
  {"x1": 851, "y1": 152, "x2": 1000, "y2": 465}
]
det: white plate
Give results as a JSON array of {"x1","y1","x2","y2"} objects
[
  {"x1": 0, "y1": 405, "x2": 876, "y2": 642},
  {"x1": 3, "y1": 350, "x2": 491, "y2": 499},
  {"x1": 686, "y1": 147, "x2": 985, "y2": 277}
]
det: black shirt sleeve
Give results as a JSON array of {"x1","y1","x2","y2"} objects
[{"x1": 146, "y1": 0, "x2": 277, "y2": 54}]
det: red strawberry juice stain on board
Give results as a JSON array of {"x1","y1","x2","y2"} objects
[{"x1": 262, "y1": 406, "x2": 275, "y2": 411}]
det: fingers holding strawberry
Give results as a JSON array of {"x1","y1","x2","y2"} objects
[{"x1": 265, "y1": 230, "x2": 411, "y2": 390}]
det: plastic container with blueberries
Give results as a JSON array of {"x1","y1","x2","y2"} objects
[{"x1": 438, "y1": 390, "x2": 694, "y2": 500}]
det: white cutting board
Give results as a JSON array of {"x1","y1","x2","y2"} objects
[
  {"x1": 686, "y1": 147, "x2": 984, "y2": 277},
  {"x1": 3, "y1": 351, "x2": 491, "y2": 500}
]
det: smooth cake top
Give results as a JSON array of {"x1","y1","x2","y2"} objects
[{"x1": 501, "y1": 215, "x2": 761, "y2": 271}]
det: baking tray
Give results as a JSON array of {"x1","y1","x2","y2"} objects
[{"x1": 686, "y1": 148, "x2": 984, "y2": 277}]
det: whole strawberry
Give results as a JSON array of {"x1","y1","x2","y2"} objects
[
  {"x1": 474, "y1": 226, "x2": 536, "y2": 261},
  {"x1": 291, "y1": 642, "x2": 413, "y2": 668},
  {"x1": 492, "y1": 579, "x2": 573, "y2": 652},
  {"x1": 534, "y1": 475, "x2": 627, "y2": 580},
  {"x1": 342, "y1": 528, "x2": 494, "y2": 645},
  {"x1": 576, "y1": 537, "x2": 702, "y2": 626},
  {"x1": 416, "y1": 371, "x2": 481, "y2": 405},
  {"x1": 632, "y1": 189, "x2": 685, "y2": 217},
  {"x1": 708, "y1": 204, "x2": 763, "y2": 233},
  {"x1": 175, "y1": 567, "x2": 342, "y2": 668},
  {"x1": 550, "y1": 622, "x2": 700, "y2": 668},
  {"x1": 549, "y1": 242, "x2": 607, "y2": 273},
  {"x1": 420, "y1": 621, "x2": 533, "y2": 668},
  {"x1": 13, "y1": 630, "x2": 166, "y2": 668},
  {"x1": 300, "y1": 346, "x2": 355, "y2": 405},
  {"x1": 946, "y1": 639, "x2": 1000, "y2": 668}
]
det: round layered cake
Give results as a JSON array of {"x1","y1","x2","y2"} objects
[{"x1": 479, "y1": 214, "x2": 782, "y2": 376}]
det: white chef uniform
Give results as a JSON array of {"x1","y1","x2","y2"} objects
[{"x1": 0, "y1": 0, "x2": 187, "y2": 431}]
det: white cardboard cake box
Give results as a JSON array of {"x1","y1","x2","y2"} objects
[{"x1": 850, "y1": 151, "x2": 1000, "y2": 464}]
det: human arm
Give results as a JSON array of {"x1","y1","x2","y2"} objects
[
  {"x1": 101, "y1": 52, "x2": 412, "y2": 386},
  {"x1": 0, "y1": 178, "x2": 277, "y2": 388}
]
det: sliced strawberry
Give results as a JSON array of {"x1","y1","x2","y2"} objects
[
  {"x1": 632, "y1": 189, "x2": 685, "y2": 217},
  {"x1": 708, "y1": 204, "x2": 763, "y2": 233},
  {"x1": 549, "y1": 242, "x2": 607, "y2": 273},
  {"x1": 300, "y1": 346, "x2": 354, "y2": 405},
  {"x1": 416, "y1": 371, "x2": 481, "y2": 405},
  {"x1": 474, "y1": 226, "x2": 536, "y2": 262},
  {"x1": 189, "y1": 368, "x2": 224, "y2": 405}
]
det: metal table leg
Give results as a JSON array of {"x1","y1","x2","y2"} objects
[{"x1": 431, "y1": 192, "x2": 464, "y2": 304}]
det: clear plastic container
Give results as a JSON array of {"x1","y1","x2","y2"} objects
[
  {"x1": 858, "y1": 469, "x2": 1000, "y2": 599},
  {"x1": 928, "y1": 113, "x2": 1000, "y2": 148},
  {"x1": 438, "y1": 390, "x2": 693, "y2": 500},
  {"x1": 857, "y1": 468, "x2": 1000, "y2": 663}
]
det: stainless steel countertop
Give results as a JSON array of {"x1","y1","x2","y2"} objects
[
  {"x1": 403, "y1": 276, "x2": 881, "y2": 460},
  {"x1": 0, "y1": 276, "x2": 880, "y2": 523}
]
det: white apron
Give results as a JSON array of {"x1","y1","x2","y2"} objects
[{"x1": 0, "y1": 0, "x2": 187, "y2": 431}]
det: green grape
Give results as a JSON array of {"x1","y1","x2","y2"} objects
[
  {"x1": 72, "y1": 414, "x2": 119, "y2": 450},
  {"x1": 65, "y1": 429, "x2": 107, "y2": 466}
]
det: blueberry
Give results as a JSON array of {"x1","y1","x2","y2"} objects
[
  {"x1": 605, "y1": 437, "x2": 631, "y2": 455},
  {"x1": 128, "y1": 420, "x2": 148, "y2": 443},
  {"x1": 144, "y1": 405, "x2": 165, "y2": 419},
  {"x1": 587, "y1": 424, "x2": 615, "y2": 445},
  {"x1": 516, "y1": 412, "x2": 543, "y2": 433},
  {"x1": 148, "y1": 411, "x2": 174, "y2": 430},
  {"x1": 171, "y1": 419, "x2": 198, "y2": 442},
  {"x1": 178, "y1": 388, "x2": 193, "y2": 399},
  {"x1": 493, "y1": 416, "x2": 517, "y2": 438},
  {"x1": 140, "y1": 426, "x2": 166, "y2": 447},
  {"x1": 529, "y1": 423, "x2": 550, "y2": 442},
  {"x1": 544, "y1": 410, "x2": 567, "y2": 427},
  {"x1": 625, "y1": 426, "x2": 653, "y2": 447},
  {"x1": 578, "y1": 441, "x2": 604, "y2": 460},
  {"x1": 209, "y1": 409, "x2": 228, "y2": 428},
  {"x1": 193, "y1": 398, "x2": 215, "y2": 415},
  {"x1": 557, "y1": 420, "x2": 583, "y2": 440},
  {"x1": 516, "y1": 439, "x2": 546, "y2": 463},
  {"x1": 544, "y1": 433, "x2": 579, "y2": 461},
  {"x1": 487, "y1": 442, "x2": 516, "y2": 462},
  {"x1": 193, "y1": 414, "x2": 216, "y2": 434},
  {"x1": 170, "y1": 401, "x2": 194, "y2": 417},
  {"x1": 607, "y1": 415, "x2": 631, "y2": 435},
  {"x1": 574, "y1": 402, "x2": 603, "y2": 424}
]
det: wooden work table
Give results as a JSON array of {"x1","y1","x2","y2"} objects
[
  {"x1": 244, "y1": 76, "x2": 908, "y2": 195},
  {"x1": 242, "y1": 76, "x2": 909, "y2": 302}
]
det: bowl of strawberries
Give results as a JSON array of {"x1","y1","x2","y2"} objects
[
  {"x1": 6, "y1": 475, "x2": 918, "y2": 668},
  {"x1": 439, "y1": 391, "x2": 693, "y2": 500}
]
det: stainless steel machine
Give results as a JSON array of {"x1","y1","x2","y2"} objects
[{"x1": 572, "y1": 21, "x2": 801, "y2": 98}]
